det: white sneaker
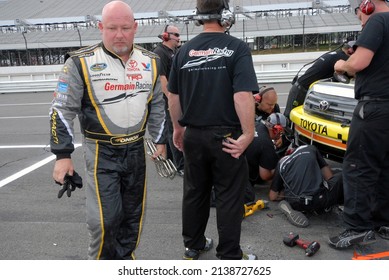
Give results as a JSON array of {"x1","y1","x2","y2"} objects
[{"x1": 241, "y1": 253, "x2": 258, "y2": 260}]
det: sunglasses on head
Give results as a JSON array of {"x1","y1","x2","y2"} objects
[{"x1": 168, "y1": 32, "x2": 180, "y2": 37}]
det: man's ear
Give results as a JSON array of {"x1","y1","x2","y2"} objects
[
  {"x1": 133, "y1": 21, "x2": 138, "y2": 34},
  {"x1": 98, "y1": 21, "x2": 103, "y2": 32}
]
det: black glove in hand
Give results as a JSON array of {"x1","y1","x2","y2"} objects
[{"x1": 55, "y1": 171, "x2": 83, "y2": 198}]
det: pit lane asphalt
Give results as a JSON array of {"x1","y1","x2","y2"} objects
[{"x1": 1, "y1": 89, "x2": 388, "y2": 260}]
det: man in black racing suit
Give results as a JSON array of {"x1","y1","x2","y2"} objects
[{"x1": 50, "y1": 1, "x2": 166, "y2": 259}]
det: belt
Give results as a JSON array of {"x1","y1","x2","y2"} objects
[
  {"x1": 84, "y1": 129, "x2": 145, "y2": 145},
  {"x1": 359, "y1": 96, "x2": 389, "y2": 102}
]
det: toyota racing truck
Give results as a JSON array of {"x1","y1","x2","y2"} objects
[{"x1": 289, "y1": 80, "x2": 357, "y2": 162}]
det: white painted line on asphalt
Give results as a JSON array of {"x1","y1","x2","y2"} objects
[
  {"x1": 0, "y1": 155, "x2": 55, "y2": 188},
  {"x1": 0, "y1": 144, "x2": 82, "y2": 188},
  {"x1": 0, "y1": 145, "x2": 50, "y2": 149}
]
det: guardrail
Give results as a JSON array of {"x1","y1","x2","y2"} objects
[
  {"x1": 256, "y1": 69, "x2": 301, "y2": 84},
  {"x1": 0, "y1": 69, "x2": 303, "y2": 93},
  {"x1": 0, "y1": 79, "x2": 58, "y2": 93},
  {"x1": 0, "y1": 52, "x2": 320, "y2": 93}
]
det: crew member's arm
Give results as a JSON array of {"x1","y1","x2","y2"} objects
[
  {"x1": 268, "y1": 164, "x2": 284, "y2": 201},
  {"x1": 222, "y1": 91, "x2": 255, "y2": 158},
  {"x1": 168, "y1": 92, "x2": 184, "y2": 151},
  {"x1": 259, "y1": 167, "x2": 275, "y2": 181},
  {"x1": 321, "y1": 165, "x2": 333, "y2": 181},
  {"x1": 334, "y1": 46, "x2": 373, "y2": 76},
  {"x1": 314, "y1": 146, "x2": 333, "y2": 181},
  {"x1": 159, "y1": 75, "x2": 169, "y2": 98}
]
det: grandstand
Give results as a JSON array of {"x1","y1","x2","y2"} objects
[{"x1": 0, "y1": 0, "x2": 361, "y2": 66}]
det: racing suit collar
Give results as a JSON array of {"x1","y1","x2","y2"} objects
[{"x1": 101, "y1": 42, "x2": 134, "y2": 62}]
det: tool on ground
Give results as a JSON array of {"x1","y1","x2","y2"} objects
[
  {"x1": 244, "y1": 199, "x2": 268, "y2": 218},
  {"x1": 283, "y1": 232, "x2": 320, "y2": 256},
  {"x1": 55, "y1": 171, "x2": 83, "y2": 198},
  {"x1": 145, "y1": 138, "x2": 177, "y2": 179},
  {"x1": 352, "y1": 250, "x2": 389, "y2": 260}
]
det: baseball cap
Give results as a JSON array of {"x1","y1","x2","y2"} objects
[
  {"x1": 266, "y1": 113, "x2": 293, "y2": 136},
  {"x1": 266, "y1": 113, "x2": 287, "y2": 128},
  {"x1": 345, "y1": 41, "x2": 356, "y2": 49}
]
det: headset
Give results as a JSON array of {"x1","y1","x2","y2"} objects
[
  {"x1": 359, "y1": 0, "x2": 375, "y2": 15},
  {"x1": 188, "y1": 0, "x2": 235, "y2": 29},
  {"x1": 254, "y1": 86, "x2": 275, "y2": 104},
  {"x1": 161, "y1": 25, "x2": 170, "y2": 41},
  {"x1": 265, "y1": 113, "x2": 286, "y2": 138}
]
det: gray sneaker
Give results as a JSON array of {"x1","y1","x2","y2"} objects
[
  {"x1": 278, "y1": 200, "x2": 309, "y2": 228},
  {"x1": 183, "y1": 237, "x2": 213, "y2": 260},
  {"x1": 328, "y1": 229, "x2": 376, "y2": 249}
]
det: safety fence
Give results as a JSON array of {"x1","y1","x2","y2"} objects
[{"x1": 0, "y1": 52, "x2": 323, "y2": 94}]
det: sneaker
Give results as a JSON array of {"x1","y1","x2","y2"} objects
[
  {"x1": 377, "y1": 226, "x2": 389, "y2": 240},
  {"x1": 183, "y1": 237, "x2": 213, "y2": 260},
  {"x1": 241, "y1": 253, "x2": 258, "y2": 260},
  {"x1": 328, "y1": 229, "x2": 376, "y2": 249},
  {"x1": 278, "y1": 200, "x2": 309, "y2": 228}
]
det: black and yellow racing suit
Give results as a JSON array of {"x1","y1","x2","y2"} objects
[{"x1": 50, "y1": 42, "x2": 166, "y2": 259}]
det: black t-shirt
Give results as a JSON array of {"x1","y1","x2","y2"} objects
[
  {"x1": 270, "y1": 145, "x2": 327, "y2": 197},
  {"x1": 153, "y1": 43, "x2": 175, "y2": 111},
  {"x1": 153, "y1": 43, "x2": 175, "y2": 79},
  {"x1": 354, "y1": 12, "x2": 389, "y2": 99},
  {"x1": 168, "y1": 32, "x2": 259, "y2": 127},
  {"x1": 298, "y1": 50, "x2": 349, "y2": 89},
  {"x1": 245, "y1": 122, "x2": 279, "y2": 184}
]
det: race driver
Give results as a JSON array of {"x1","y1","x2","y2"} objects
[{"x1": 49, "y1": 1, "x2": 166, "y2": 259}]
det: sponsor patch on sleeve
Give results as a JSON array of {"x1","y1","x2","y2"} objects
[{"x1": 57, "y1": 81, "x2": 69, "y2": 93}]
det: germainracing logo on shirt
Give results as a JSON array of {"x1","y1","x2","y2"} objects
[
  {"x1": 104, "y1": 82, "x2": 152, "y2": 91},
  {"x1": 182, "y1": 47, "x2": 234, "y2": 69},
  {"x1": 90, "y1": 63, "x2": 108, "y2": 71}
]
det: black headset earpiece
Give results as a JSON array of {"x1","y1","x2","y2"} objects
[{"x1": 360, "y1": 0, "x2": 375, "y2": 15}]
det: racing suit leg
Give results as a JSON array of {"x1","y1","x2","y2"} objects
[
  {"x1": 342, "y1": 101, "x2": 389, "y2": 231},
  {"x1": 85, "y1": 139, "x2": 146, "y2": 260}
]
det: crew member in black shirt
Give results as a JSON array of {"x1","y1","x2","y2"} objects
[
  {"x1": 168, "y1": 0, "x2": 258, "y2": 260},
  {"x1": 329, "y1": 0, "x2": 389, "y2": 249},
  {"x1": 269, "y1": 145, "x2": 343, "y2": 228},
  {"x1": 284, "y1": 41, "x2": 355, "y2": 118},
  {"x1": 245, "y1": 113, "x2": 286, "y2": 202},
  {"x1": 153, "y1": 24, "x2": 184, "y2": 175}
]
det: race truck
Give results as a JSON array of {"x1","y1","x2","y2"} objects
[{"x1": 289, "y1": 80, "x2": 357, "y2": 162}]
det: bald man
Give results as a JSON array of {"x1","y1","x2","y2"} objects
[{"x1": 50, "y1": 0, "x2": 166, "y2": 259}]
